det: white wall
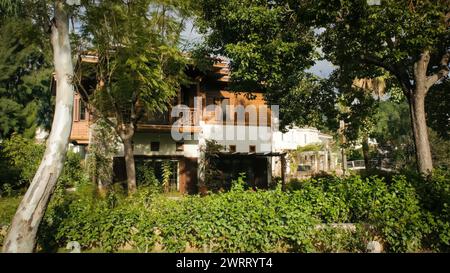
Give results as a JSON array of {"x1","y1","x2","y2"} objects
[
  {"x1": 116, "y1": 132, "x2": 199, "y2": 158},
  {"x1": 68, "y1": 143, "x2": 87, "y2": 159},
  {"x1": 272, "y1": 127, "x2": 328, "y2": 152},
  {"x1": 200, "y1": 123, "x2": 272, "y2": 153}
]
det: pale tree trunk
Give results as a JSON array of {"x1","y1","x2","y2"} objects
[
  {"x1": 118, "y1": 124, "x2": 137, "y2": 195},
  {"x1": 3, "y1": 1, "x2": 74, "y2": 253}
]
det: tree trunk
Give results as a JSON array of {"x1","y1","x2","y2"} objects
[
  {"x1": 409, "y1": 92, "x2": 433, "y2": 174},
  {"x1": 2, "y1": 1, "x2": 74, "y2": 253},
  {"x1": 341, "y1": 148, "x2": 347, "y2": 175},
  {"x1": 122, "y1": 136, "x2": 137, "y2": 195},
  {"x1": 362, "y1": 136, "x2": 371, "y2": 170},
  {"x1": 407, "y1": 50, "x2": 436, "y2": 174}
]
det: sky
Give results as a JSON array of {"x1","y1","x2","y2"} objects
[{"x1": 307, "y1": 59, "x2": 335, "y2": 78}]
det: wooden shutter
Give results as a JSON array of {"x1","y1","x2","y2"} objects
[{"x1": 73, "y1": 97, "x2": 79, "y2": 121}]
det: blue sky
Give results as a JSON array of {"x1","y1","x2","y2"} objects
[{"x1": 307, "y1": 59, "x2": 335, "y2": 78}]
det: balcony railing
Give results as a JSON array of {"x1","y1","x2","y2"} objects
[
  {"x1": 140, "y1": 110, "x2": 171, "y2": 125},
  {"x1": 137, "y1": 108, "x2": 198, "y2": 132}
]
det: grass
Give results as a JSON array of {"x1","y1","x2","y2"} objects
[{"x1": 0, "y1": 195, "x2": 22, "y2": 226}]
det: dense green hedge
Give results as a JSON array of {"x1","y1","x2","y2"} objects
[{"x1": 36, "y1": 171, "x2": 450, "y2": 253}]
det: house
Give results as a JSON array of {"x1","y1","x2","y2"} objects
[
  {"x1": 66, "y1": 55, "x2": 333, "y2": 193},
  {"x1": 271, "y1": 127, "x2": 338, "y2": 178}
]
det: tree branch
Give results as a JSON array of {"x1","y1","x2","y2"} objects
[
  {"x1": 426, "y1": 51, "x2": 450, "y2": 89},
  {"x1": 360, "y1": 54, "x2": 413, "y2": 96},
  {"x1": 359, "y1": 54, "x2": 396, "y2": 74}
]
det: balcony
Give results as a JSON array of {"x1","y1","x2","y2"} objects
[{"x1": 137, "y1": 108, "x2": 199, "y2": 133}]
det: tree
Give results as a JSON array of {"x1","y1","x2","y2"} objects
[
  {"x1": 332, "y1": 71, "x2": 390, "y2": 169},
  {"x1": 0, "y1": 5, "x2": 53, "y2": 139},
  {"x1": 3, "y1": 0, "x2": 78, "y2": 253},
  {"x1": 313, "y1": 0, "x2": 450, "y2": 174},
  {"x1": 86, "y1": 119, "x2": 119, "y2": 194},
  {"x1": 195, "y1": 0, "x2": 326, "y2": 130},
  {"x1": 79, "y1": 0, "x2": 190, "y2": 194},
  {"x1": 196, "y1": 0, "x2": 450, "y2": 174}
]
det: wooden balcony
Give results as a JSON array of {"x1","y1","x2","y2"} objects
[{"x1": 137, "y1": 108, "x2": 200, "y2": 133}]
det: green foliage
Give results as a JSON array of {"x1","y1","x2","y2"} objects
[
  {"x1": 372, "y1": 100, "x2": 450, "y2": 170},
  {"x1": 195, "y1": 0, "x2": 338, "y2": 130},
  {"x1": 86, "y1": 120, "x2": 119, "y2": 188},
  {"x1": 34, "y1": 171, "x2": 450, "y2": 253},
  {"x1": 426, "y1": 79, "x2": 450, "y2": 140},
  {"x1": 0, "y1": 14, "x2": 52, "y2": 138},
  {"x1": 412, "y1": 169, "x2": 450, "y2": 251},
  {"x1": 199, "y1": 139, "x2": 226, "y2": 192},
  {"x1": 315, "y1": 1, "x2": 449, "y2": 172},
  {"x1": 312, "y1": 224, "x2": 368, "y2": 253},
  {"x1": 370, "y1": 176, "x2": 424, "y2": 252},
  {"x1": 372, "y1": 99, "x2": 416, "y2": 169},
  {"x1": 0, "y1": 134, "x2": 88, "y2": 195},
  {"x1": 0, "y1": 133, "x2": 44, "y2": 191},
  {"x1": 286, "y1": 173, "x2": 448, "y2": 252},
  {"x1": 0, "y1": 195, "x2": 21, "y2": 248},
  {"x1": 347, "y1": 148, "x2": 363, "y2": 161},
  {"x1": 58, "y1": 151, "x2": 88, "y2": 189},
  {"x1": 428, "y1": 129, "x2": 450, "y2": 170},
  {"x1": 39, "y1": 182, "x2": 324, "y2": 253},
  {"x1": 0, "y1": 195, "x2": 21, "y2": 226},
  {"x1": 316, "y1": 0, "x2": 449, "y2": 87},
  {"x1": 135, "y1": 161, "x2": 162, "y2": 195},
  {"x1": 161, "y1": 161, "x2": 173, "y2": 192},
  {"x1": 295, "y1": 143, "x2": 324, "y2": 153},
  {"x1": 81, "y1": 0, "x2": 190, "y2": 126}
]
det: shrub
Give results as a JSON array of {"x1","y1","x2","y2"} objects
[
  {"x1": 38, "y1": 181, "x2": 321, "y2": 253},
  {"x1": 368, "y1": 175, "x2": 424, "y2": 252},
  {"x1": 287, "y1": 174, "x2": 434, "y2": 252},
  {"x1": 135, "y1": 161, "x2": 162, "y2": 194},
  {"x1": 413, "y1": 169, "x2": 450, "y2": 251},
  {"x1": 59, "y1": 151, "x2": 88, "y2": 189},
  {"x1": 0, "y1": 134, "x2": 44, "y2": 192},
  {"x1": 36, "y1": 171, "x2": 450, "y2": 253}
]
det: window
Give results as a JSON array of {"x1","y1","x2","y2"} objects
[
  {"x1": 79, "y1": 100, "x2": 86, "y2": 120},
  {"x1": 176, "y1": 142, "x2": 184, "y2": 151},
  {"x1": 151, "y1": 142, "x2": 160, "y2": 152},
  {"x1": 229, "y1": 145, "x2": 236, "y2": 153},
  {"x1": 249, "y1": 145, "x2": 256, "y2": 153}
]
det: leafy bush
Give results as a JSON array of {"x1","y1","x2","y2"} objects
[
  {"x1": 413, "y1": 169, "x2": 450, "y2": 251},
  {"x1": 369, "y1": 176, "x2": 424, "y2": 252},
  {"x1": 287, "y1": 174, "x2": 438, "y2": 252},
  {"x1": 35, "y1": 171, "x2": 450, "y2": 253},
  {"x1": 59, "y1": 151, "x2": 88, "y2": 188},
  {"x1": 135, "y1": 161, "x2": 162, "y2": 194},
  {"x1": 39, "y1": 180, "x2": 322, "y2": 253},
  {"x1": 0, "y1": 134, "x2": 44, "y2": 192}
]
